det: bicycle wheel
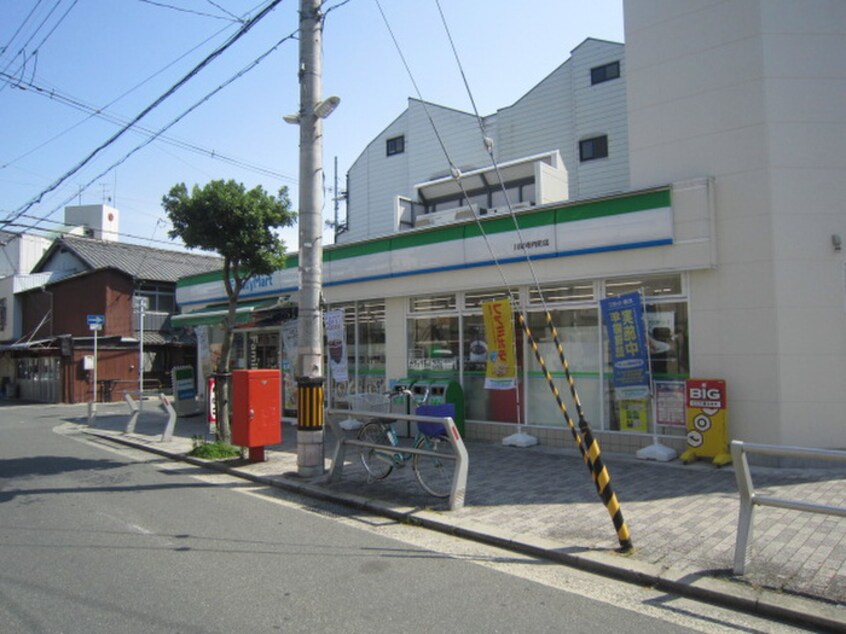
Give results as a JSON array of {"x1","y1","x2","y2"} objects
[
  {"x1": 358, "y1": 422, "x2": 393, "y2": 480},
  {"x1": 413, "y1": 434, "x2": 454, "y2": 498}
]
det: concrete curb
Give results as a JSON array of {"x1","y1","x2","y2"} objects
[{"x1": 83, "y1": 427, "x2": 845, "y2": 632}]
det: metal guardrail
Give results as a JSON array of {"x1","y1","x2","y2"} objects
[
  {"x1": 326, "y1": 408, "x2": 469, "y2": 511},
  {"x1": 124, "y1": 390, "x2": 177, "y2": 442},
  {"x1": 731, "y1": 440, "x2": 846, "y2": 575}
]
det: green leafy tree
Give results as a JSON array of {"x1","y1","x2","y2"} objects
[{"x1": 162, "y1": 179, "x2": 295, "y2": 442}]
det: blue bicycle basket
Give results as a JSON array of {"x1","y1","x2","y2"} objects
[{"x1": 415, "y1": 403, "x2": 454, "y2": 437}]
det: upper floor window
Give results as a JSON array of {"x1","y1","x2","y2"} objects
[
  {"x1": 590, "y1": 61, "x2": 620, "y2": 85},
  {"x1": 386, "y1": 135, "x2": 405, "y2": 156},
  {"x1": 137, "y1": 284, "x2": 175, "y2": 313},
  {"x1": 579, "y1": 135, "x2": 608, "y2": 162}
]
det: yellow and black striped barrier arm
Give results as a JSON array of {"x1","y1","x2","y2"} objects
[
  {"x1": 517, "y1": 313, "x2": 589, "y2": 464},
  {"x1": 544, "y1": 311, "x2": 588, "y2": 423},
  {"x1": 518, "y1": 312, "x2": 633, "y2": 552},
  {"x1": 542, "y1": 310, "x2": 632, "y2": 551}
]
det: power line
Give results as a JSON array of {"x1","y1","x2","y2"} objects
[
  {"x1": 205, "y1": 0, "x2": 246, "y2": 23},
  {"x1": 6, "y1": 214, "x2": 185, "y2": 249},
  {"x1": 137, "y1": 0, "x2": 242, "y2": 22},
  {"x1": 14, "y1": 26, "x2": 300, "y2": 235},
  {"x1": 0, "y1": 0, "x2": 79, "y2": 96},
  {"x1": 0, "y1": 0, "x2": 46, "y2": 57},
  {"x1": 0, "y1": 72, "x2": 297, "y2": 183},
  {"x1": 2, "y1": 0, "x2": 286, "y2": 230},
  {"x1": 0, "y1": 4, "x2": 260, "y2": 172}
]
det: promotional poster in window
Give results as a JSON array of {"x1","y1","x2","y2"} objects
[{"x1": 600, "y1": 291, "x2": 651, "y2": 400}]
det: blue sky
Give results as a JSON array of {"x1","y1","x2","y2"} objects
[{"x1": 0, "y1": 0, "x2": 623, "y2": 252}]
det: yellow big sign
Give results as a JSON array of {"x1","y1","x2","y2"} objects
[{"x1": 681, "y1": 379, "x2": 731, "y2": 466}]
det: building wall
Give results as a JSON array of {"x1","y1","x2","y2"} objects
[
  {"x1": 343, "y1": 101, "x2": 487, "y2": 243},
  {"x1": 495, "y1": 38, "x2": 629, "y2": 199},
  {"x1": 625, "y1": 0, "x2": 846, "y2": 447},
  {"x1": 0, "y1": 233, "x2": 52, "y2": 277},
  {"x1": 342, "y1": 39, "x2": 629, "y2": 245},
  {"x1": 22, "y1": 270, "x2": 135, "y2": 338}
]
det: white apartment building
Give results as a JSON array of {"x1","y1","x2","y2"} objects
[
  {"x1": 177, "y1": 0, "x2": 846, "y2": 453},
  {"x1": 340, "y1": 38, "x2": 628, "y2": 244}
]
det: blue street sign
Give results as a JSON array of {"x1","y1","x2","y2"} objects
[{"x1": 87, "y1": 314, "x2": 105, "y2": 330}]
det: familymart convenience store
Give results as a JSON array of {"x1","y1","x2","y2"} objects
[{"x1": 175, "y1": 181, "x2": 716, "y2": 454}]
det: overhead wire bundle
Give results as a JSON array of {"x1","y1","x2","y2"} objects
[{"x1": 376, "y1": 0, "x2": 633, "y2": 551}]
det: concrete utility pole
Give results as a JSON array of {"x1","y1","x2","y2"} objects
[{"x1": 293, "y1": 0, "x2": 338, "y2": 477}]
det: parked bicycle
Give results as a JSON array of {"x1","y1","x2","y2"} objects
[{"x1": 357, "y1": 388, "x2": 454, "y2": 498}]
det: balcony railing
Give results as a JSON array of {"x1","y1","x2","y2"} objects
[{"x1": 133, "y1": 310, "x2": 170, "y2": 332}]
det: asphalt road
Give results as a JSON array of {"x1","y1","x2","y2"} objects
[{"x1": 0, "y1": 405, "x2": 812, "y2": 633}]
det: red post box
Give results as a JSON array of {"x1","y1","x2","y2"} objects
[{"x1": 231, "y1": 369, "x2": 282, "y2": 462}]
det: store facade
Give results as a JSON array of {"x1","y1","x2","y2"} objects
[{"x1": 176, "y1": 181, "x2": 712, "y2": 453}]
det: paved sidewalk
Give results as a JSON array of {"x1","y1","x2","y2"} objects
[{"x1": 71, "y1": 403, "x2": 846, "y2": 630}]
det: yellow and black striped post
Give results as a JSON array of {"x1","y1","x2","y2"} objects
[
  {"x1": 541, "y1": 310, "x2": 632, "y2": 551},
  {"x1": 518, "y1": 312, "x2": 633, "y2": 552},
  {"x1": 296, "y1": 376, "x2": 325, "y2": 477},
  {"x1": 517, "y1": 314, "x2": 590, "y2": 463},
  {"x1": 297, "y1": 377, "x2": 324, "y2": 430}
]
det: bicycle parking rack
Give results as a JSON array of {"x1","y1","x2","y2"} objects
[
  {"x1": 732, "y1": 440, "x2": 846, "y2": 575},
  {"x1": 325, "y1": 408, "x2": 469, "y2": 510},
  {"x1": 124, "y1": 390, "x2": 177, "y2": 442}
]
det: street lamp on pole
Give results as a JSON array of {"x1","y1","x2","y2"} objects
[{"x1": 286, "y1": 0, "x2": 339, "y2": 477}]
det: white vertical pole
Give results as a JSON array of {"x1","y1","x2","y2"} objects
[
  {"x1": 91, "y1": 327, "x2": 98, "y2": 421},
  {"x1": 139, "y1": 302, "x2": 145, "y2": 394}
]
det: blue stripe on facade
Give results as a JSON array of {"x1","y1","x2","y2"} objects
[{"x1": 179, "y1": 238, "x2": 673, "y2": 307}]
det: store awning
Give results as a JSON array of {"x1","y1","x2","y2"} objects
[
  {"x1": 171, "y1": 297, "x2": 293, "y2": 328},
  {"x1": 172, "y1": 302, "x2": 263, "y2": 328}
]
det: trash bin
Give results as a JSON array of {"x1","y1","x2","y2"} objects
[
  {"x1": 231, "y1": 369, "x2": 282, "y2": 462},
  {"x1": 411, "y1": 379, "x2": 431, "y2": 405},
  {"x1": 427, "y1": 379, "x2": 464, "y2": 437}
]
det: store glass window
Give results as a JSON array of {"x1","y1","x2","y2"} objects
[
  {"x1": 410, "y1": 293, "x2": 456, "y2": 313},
  {"x1": 326, "y1": 300, "x2": 387, "y2": 402},
  {"x1": 601, "y1": 274, "x2": 689, "y2": 433},
  {"x1": 357, "y1": 300, "x2": 386, "y2": 394},
  {"x1": 605, "y1": 275, "x2": 683, "y2": 298},
  {"x1": 529, "y1": 281, "x2": 595, "y2": 305},
  {"x1": 408, "y1": 316, "x2": 459, "y2": 380},
  {"x1": 526, "y1": 308, "x2": 601, "y2": 426}
]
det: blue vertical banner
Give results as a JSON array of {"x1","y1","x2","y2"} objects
[{"x1": 600, "y1": 291, "x2": 651, "y2": 399}]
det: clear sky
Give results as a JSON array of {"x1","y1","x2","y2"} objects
[{"x1": 0, "y1": 0, "x2": 624, "y2": 253}]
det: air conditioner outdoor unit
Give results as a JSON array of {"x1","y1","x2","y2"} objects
[{"x1": 415, "y1": 204, "x2": 479, "y2": 228}]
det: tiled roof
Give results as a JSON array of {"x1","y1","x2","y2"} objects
[{"x1": 41, "y1": 236, "x2": 222, "y2": 283}]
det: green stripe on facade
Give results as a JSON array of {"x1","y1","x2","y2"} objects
[{"x1": 178, "y1": 187, "x2": 671, "y2": 288}]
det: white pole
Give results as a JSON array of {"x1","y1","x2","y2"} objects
[
  {"x1": 139, "y1": 302, "x2": 145, "y2": 395},
  {"x1": 92, "y1": 326, "x2": 98, "y2": 419},
  {"x1": 635, "y1": 289, "x2": 677, "y2": 462}
]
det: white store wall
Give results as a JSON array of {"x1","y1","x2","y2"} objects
[{"x1": 625, "y1": 0, "x2": 846, "y2": 447}]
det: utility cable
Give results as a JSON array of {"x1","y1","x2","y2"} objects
[
  {"x1": 1, "y1": 2, "x2": 269, "y2": 176},
  {"x1": 0, "y1": 72, "x2": 296, "y2": 183},
  {"x1": 137, "y1": 0, "x2": 241, "y2": 22},
  {"x1": 380, "y1": 0, "x2": 632, "y2": 550},
  {"x1": 2, "y1": 0, "x2": 285, "y2": 230},
  {"x1": 0, "y1": 0, "x2": 79, "y2": 96},
  {"x1": 13, "y1": 27, "x2": 299, "y2": 235},
  {"x1": 5, "y1": 214, "x2": 187, "y2": 249},
  {"x1": 0, "y1": 0, "x2": 45, "y2": 57},
  {"x1": 436, "y1": 0, "x2": 632, "y2": 551}
]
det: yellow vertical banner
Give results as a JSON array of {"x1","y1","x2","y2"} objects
[{"x1": 482, "y1": 299, "x2": 517, "y2": 390}]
